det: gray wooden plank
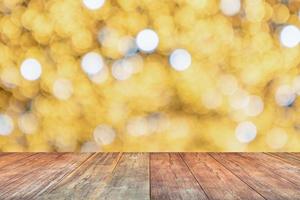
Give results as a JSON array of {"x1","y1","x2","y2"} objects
[
  {"x1": 37, "y1": 153, "x2": 122, "y2": 199},
  {"x1": 100, "y1": 153, "x2": 149, "y2": 200}
]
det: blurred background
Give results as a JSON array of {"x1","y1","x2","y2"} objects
[{"x1": 0, "y1": 0, "x2": 300, "y2": 152}]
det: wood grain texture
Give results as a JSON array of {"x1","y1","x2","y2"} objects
[
  {"x1": 37, "y1": 153, "x2": 122, "y2": 200},
  {"x1": 288, "y1": 153, "x2": 300, "y2": 159},
  {"x1": 211, "y1": 153, "x2": 300, "y2": 200},
  {"x1": 100, "y1": 153, "x2": 150, "y2": 200},
  {"x1": 150, "y1": 153, "x2": 208, "y2": 200},
  {"x1": 0, "y1": 153, "x2": 299, "y2": 200},
  {"x1": 181, "y1": 153, "x2": 264, "y2": 200},
  {"x1": 266, "y1": 153, "x2": 300, "y2": 166},
  {"x1": 0, "y1": 153, "x2": 36, "y2": 168},
  {"x1": 0, "y1": 153, "x2": 91, "y2": 200},
  {"x1": 240, "y1": 153, "x2": 300, "y2": 186}
]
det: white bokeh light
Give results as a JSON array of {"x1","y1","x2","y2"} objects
[
  {"x1": 235, "y1": 121, "x2": 257, "y2": 144},
  {"x1": 93, "y1": 125, "x2": 116, "y2": 145},
  {"x1": 244, "y1": 95, "x2": 264, "y2": 117},
  {"x1": 127, "y1": 117, "x2": 149, "y2": 136},
  {"x1": 0, "y1": 114, "x2": 14, "y2": 136},
  {"x1": 220, "y1": 0, "x2": 241, "y2": 16},
  {"x1": 53, "y1": 79, "x2": 73, "y2": 100},
  {"x1": 83, "y1": 0, "x2": 105, "y2": 10},
  {"x1": 280, "y1": 25, "x2": 300, "y2": 48},
  {"x1": 81, "y1": 52, "x2": 104, "y2": 75},
  {"x1": 111, "y1": 59, "x2": 133, "y2": 81},
  {"x1": 18, "y1": 113, "x2": 38, "y2": 135},
  {"x1": 275, "y1": 85, "x2": 296, "y2": 107},
  {"x1": 20, "y1": 58, "x2": 42, "y2": 81},
  {"x1": 136, "y1": 29, "x2": 159, "y2": 53},
  {"x1": 169, "y1": 49, "x2": 192, "y2": 71}
]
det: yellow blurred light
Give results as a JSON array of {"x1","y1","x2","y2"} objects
[{"x1": 0, "y1": 0, "x2": 299, "y2": 152}]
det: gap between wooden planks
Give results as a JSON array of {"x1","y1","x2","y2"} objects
[{"x1": 0, "y1": 153, "x2": 299, "y2": 200}]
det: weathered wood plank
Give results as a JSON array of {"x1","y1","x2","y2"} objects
[
  {"x1": 0, "y1": 153, "x2": 66, "y2": 188},
  {"x1": 240, "y1": 153, "x2": 300, "y2": 186},
  {"x1": 0, "y1": 153, "x2": 299, "y2": 200},
  {"x1": 182, "y1": 153, "x2": 264, "y2": 200},
  {"x1": 100, "y1": 153, "x2": 149, "y2": 200},
  {"x1": 0, "y1": 153, "x2": 92, "y2": 200},
  {"x1": 287, "y1": 153, "x2": 300, "y2": 160},
  {"x1": 211, "y1": 153, "x2": 300, "y2": 200},
  {"x1": 150, "y1": 153, "x2": 208, "y2": 200},
  {"x1": 266, "y1": 153, "x2": 300, "y2": 166},
  {"x1": 37, "y1": 153, "x2": 122, "y2": 199},
  {"x1": 0, "y1": 153, "x2": 36, "y2": 168}
]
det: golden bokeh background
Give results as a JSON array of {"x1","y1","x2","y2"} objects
[{"x1": 0, "y1": 0, "x2": 300, "y2": 152}]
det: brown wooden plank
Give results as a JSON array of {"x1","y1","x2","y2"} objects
[
  {"x1": 266, "y1": 153, "x2": 300, "y2": 166},
  {"x1": 0, "y1": 153, "x2": 37, "y2": 168},
  {"x1": 240, "y1": 153, "x2": 300, "y2": 186},
  {"x1": 150, "y1": 153, "x2": 208, "y2": 200},
  {"x1": 0, "y1": 153, "x2": 92, "y2": 200},
  {"x1": 287, "y1": 153, "x2": 300, "y2": 160},
  {"x1": 211, "y1": 153, "x2": 300, "y2": 200},
  {"x1": 288, "y1": 152, "x2": 300, "y2": 160},
  {"x1": 37, "y1": 153, "x2": 122, "y2": 199},
  {"x1": 182, "y1": 153, "x2": 264, "y2": 200},
  {"x1": 99, "y1": 153, "x2": 149, "y2": 200},
  {"x1": 0, "y1": 153, "x2": 66, "y2": 187}
]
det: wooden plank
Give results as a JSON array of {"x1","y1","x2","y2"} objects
[
  {"x1": 0, "y1": 153, "x2": 36, "y2": 168},
  {"x1": 288, "y1": 152, "x2": 300, "y2": 159},
  {"x1": 0, "y1": 153, "x2": 65, "y2": 187},
  {"x1": 211, "y1": 153, "x2": 300, "y2": 200},
  {"x1": 181, "y1": 153, "x2": 264, "y2": 200},
  {"x1": 266, "y1": 153, "x2": 300, "y2": 166},
  {"x1": 287, "y1": 153, "x2": 300, "y2": 160},
  {"x1": 0, "y1": 153, "x2": 92, "y2": 200},
  {"x1": 100, "y1": 153, "x2": 149, "y2": 200},
  {"x1": 240, "y1": 153, "x2": 300, "y2": 186},
  {"x1": 37, "y1": 153, "x2": 122, "y2": 199},
  {"x1": 150, "y1": 153, "x2": 208, "y2": 200}
]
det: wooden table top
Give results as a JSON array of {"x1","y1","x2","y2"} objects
[{"x1": 0, "y1": 153, "x2": 299, "y2": 200}]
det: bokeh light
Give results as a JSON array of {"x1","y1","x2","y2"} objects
[
  {"x1": 20, "y1": 58, "x2": 42, "y2": 81},
  {"x1": 93, "y1": 125, "x2": 116, "y2": 145},
  {"x1": 0, "y1": 0, "x2": 300, "y2": 152},
  {"x1": 81, "y1": 52, "x2": 105, "y2": 75},
  {"x1": 52, "y1": 79, "x2": 73, "y2": 100},
  {"x1": 220, "y1": 0, "x2": 241, "y2": 16},
  {"x1": 169, "y1": 49, "x2": 192, "y2": 71},
  {"x1": 235, "y1": 121, "x2": 257, "y2": 144},
  {"x1": 82, "y1": 0, "x2": 106, "y2": 10},
  {"x1": 136, "y1": 29, "x2": 159, "y2": 53},
  {"x1": 0, "y1": 114, "x2": 14, "y2": 136},
  {"x1": 18, "y1": 113, "x2": 38, "y2": 135},
  {"x1": 280, "y1": 25, "x2": 300, "y2": 48}
]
